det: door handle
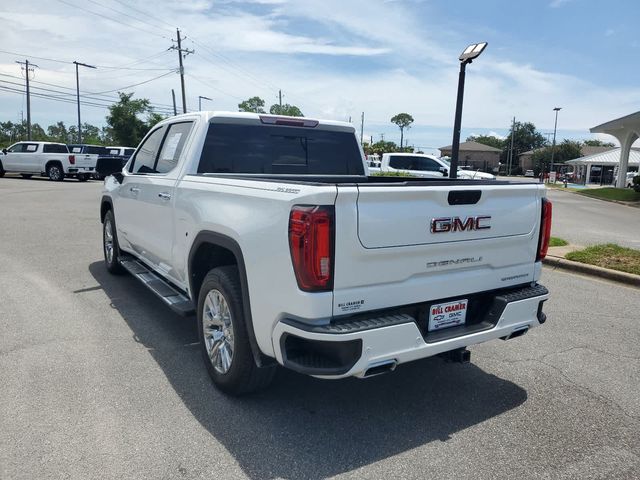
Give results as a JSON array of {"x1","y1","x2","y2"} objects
[
  {"x1": 129, "y1": 187, "x2": 140, "y2": 194},
  {"x1": 158, "y1": 192, "x2": 171, "y2": 200}
]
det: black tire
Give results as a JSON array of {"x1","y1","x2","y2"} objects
[
  {"x1": 47, "y1": 163, "x2": 65, "y2": 182},
  {"x1": 197, "y1": 266, "x2": 276, "y2": 395},
  {"x1": 78, "y1": 174, "x2": 89, "y2": 182},
  {"x1": 0, "y1": 161, "x2": 5, "y2": 178},
  {"x1": 20, "y1": 174, "x2": 33, "y2": 179},
  {"x1": 103, "y1": 210, "x2": 125, "y2": 275}
]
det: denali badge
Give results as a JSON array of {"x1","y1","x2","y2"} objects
[{"x1": 430, "y1": 216, "x2": 491, "y2": 233}]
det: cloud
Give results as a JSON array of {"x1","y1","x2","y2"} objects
[{"x1": 0, "y1": 0, "x2": 637, "y2": 152}]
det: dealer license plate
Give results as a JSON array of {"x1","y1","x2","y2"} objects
[{"x1": 428, "y1": 299, "x2": 468, "y2": 331}]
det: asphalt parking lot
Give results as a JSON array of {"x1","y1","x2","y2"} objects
[{"x1": 1, "y1": 176, "x2": 639, "y2": 480}]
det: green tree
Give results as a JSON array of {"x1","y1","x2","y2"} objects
[
  {"x1": 68, "y1": 123, "x2": 102, "y2": 144},
  {"x1": 531, "y1": 140, "x2": 583, "y2": 172},
  {"x1": 503, "y1": 121, "x2": 546, "y2": 173},
  {"x1": 47, "y1": 121, "x2": 69, "y2": 143},
  {"x1": 238, "y1": 96, "x2": 266, "y2": 113},
  {"x1": 269, "y1": 103, "x2": 303, "y2": 116},
  {"x1": 106, "y1": 92, "x2": 165, "y2": 146},
  {"x1": 583, "y1": 139, "x2": 615, "y2": 147},
  {"x1": 390, "y1": 113, "x2": 414, "y2": 149},
  {"x1": 466, "y1": 134, "x2": 505, "y2": 150}
]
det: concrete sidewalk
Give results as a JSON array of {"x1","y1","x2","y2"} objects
[{"x1": 544, "y1": 245, "x2": 640, "y2": 287}]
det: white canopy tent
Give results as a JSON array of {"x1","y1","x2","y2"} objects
[
  {"x1": 566, "y1": 148, "x2": 640, "y2": 185},
  {"x1": 590, "y1": 111, "x2": 640, "y2": 187}
]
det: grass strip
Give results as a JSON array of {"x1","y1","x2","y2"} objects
[
  {"x1": 578, "y1": 188, "x2": 640, "y2": 202},
  {"x1": 549, "y1": 237, "x2": 568, "y2": 247},
  {"x1": 565, "y1": 244, "x2": 640, "y2": 275}
]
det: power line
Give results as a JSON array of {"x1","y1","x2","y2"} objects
[
  {"x1": 86, "y1": 71, "x2": 176, "y2": 95},
  {"x1": 110, "y1": 0, "x2": 176, "y2": 29},
  {"x1": 85, "y1": 0, "x2": 173, "y2": 35},
  {"x1": 55, "y1": 0, "x2": 170, "y2": 40},
  {"x1": 0, "y1": 48, "x2": 174, "y2": 71}
]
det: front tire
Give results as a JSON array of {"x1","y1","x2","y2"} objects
[
  {"x1": 103, "y1": 210, "x2": 125, "y2": 275},
  {"x1": 0, "y1": 161, "x2": 5, "y2": 177},
  {"x1": 78, "y1": 174, "x2": 89, "y2": 182},
  {"x1": 20, "y1": 174, "x2": 33, "y2": 179},
  {"x1": 47, "y1": 163, "x2": 64, "y2": 182},
  {"x1": 198, "y1": 266, "x2": 276, "y2": 395}
]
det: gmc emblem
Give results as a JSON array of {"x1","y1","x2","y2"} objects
[{"x1": 431, "y1": 216, "x2": 491, "y2": 233}]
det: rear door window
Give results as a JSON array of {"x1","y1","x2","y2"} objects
[
  {"x1": 198, "y1": 123, "x2": 364, "y2": 175},
  {"x1": 129, "y1": 126, "x2": 167, "y2": 174},
  {"x1": 156, "y1": 122, "x2": 194, "y2": 174},
  {"x1": 43, "y1": 144, "x2": 69, "y2": 153}
]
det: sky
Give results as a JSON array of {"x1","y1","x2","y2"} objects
[{"x1": 1, "y1": 0, "x2": 639, "y2": 153}]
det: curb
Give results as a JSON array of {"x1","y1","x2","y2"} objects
[
  {"x1": 543, "y1": 256, "x2": 640, "y2": 287},
  {"x1": 547, "y1": 186, "x2": 640, "y2": 209}
]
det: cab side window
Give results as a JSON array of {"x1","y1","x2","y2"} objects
[
  {"x1": 155, "y1": 122, "x2": 194, "y2": 174},
  {"x1": 8, "y1": 143, "x2": 26, "y2": 153},
  {"x1": 128, "y1": 126, "x2": 166, "y2": 174}
]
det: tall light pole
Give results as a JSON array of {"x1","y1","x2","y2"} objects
[
  {"x1": 550, "y1": 107, "x2": 562, "y2": 175},
  {"x1": 73, "y1": 61, "x2": 96, "y2": 143},
  {"x1": 449, "y1": 42, "x2": 487, "y2": 179},
  {"x1": 198, "y1": 95, "x2": 212, "y2": 111}
]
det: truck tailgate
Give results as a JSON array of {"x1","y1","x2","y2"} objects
[
  {"x1": 332, "y1": 183, "x2": 545, "y2": 316},
  {"x1": 76, "y1": 154, "x2": 97, "y2": 168}
]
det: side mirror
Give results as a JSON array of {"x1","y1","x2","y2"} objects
[
  {"x1": 2, "y1": 149, "x2": 7, "y2": 154},
  {"x1": 440, "y1": 167, "x2": 448, "y2": 176},
  {"x1": 112, "y1": 172, "x2": 124, "y2": 184}
]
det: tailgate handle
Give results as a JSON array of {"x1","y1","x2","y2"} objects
[{"x1": 448, "y1": 190, "x2": 481, "y2": 205}]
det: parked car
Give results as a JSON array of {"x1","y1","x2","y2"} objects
[
  {"x1": 100, "y1": 112, "x2": 550, "y2": 395},
  {"x1": 524, "y1": 170, "x2": 535, "y2": 177},
  {"x1": 626, "y1": 171, "x2": 639, "y2": 188},
  {"x1": 0, "y1": 141, "x2": 94, "y2": 181},
  {"x1": 95, "y1": 146, "x2": 136, "y2": 180},
  {"x1": 378, "y1": 153, "x2": 496, "y2": 180}
]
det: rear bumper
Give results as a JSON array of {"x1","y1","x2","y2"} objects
[
  {"x1": 272, "y1": 284, "x2": 549, "y2": 378},
  {"x1": 67, "y1": 167, "x2": 94, "y2": 174}
]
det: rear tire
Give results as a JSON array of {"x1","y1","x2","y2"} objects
[
  {"x1": 47, "y1": 163, "x2": 64, "y2": 182},
  {"x1": 103, "y1": 210, "x2": 125, "y2": 275},
  {"x1": 78, "y1": 174, "x2": 89, "y2": 182},
  {"x1": 198, "y1": 266, "x2": 276, "y2": 395},
  {"x1": 20, "y1": 174, "x2": 33, "y2": 179},
  {"x1": 0, "y1": 161, "x2": 5, "y2": 177}
]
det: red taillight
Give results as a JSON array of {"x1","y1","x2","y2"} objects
[
  {"x1": 68, "y1": 155, "x2": 75, "y2": 164},
  {"x1": 537, "y1": 198, "x2": 552, "y2": 261},
  {"x1": 289, "y1": 205, "x2": 334, "y2": 291}
]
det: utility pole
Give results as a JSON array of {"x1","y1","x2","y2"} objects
[
  {"x1": 278, "y1": 89, "x2": 282, "y2": 108},
  {"x1": 73, "y1": 61, "x2": 97, "y2": 143},
  {"x1": 360, "y1": 112, "x2": 365, "y2": 146},
  {"x1": 171, "y1": 89, "x2": 177, "y2": 115},
  {"x1": 507, "y1": 116, "x2": 516, "y2": 176},
  {"x1": 16, "y1": 60, "x2": 38, "y2": 140},
  {"x1": 169, "y1": 28, "x2": 194, "y2": 113},
  {"x1": 550, "y1": 107, "x2": 562, "y2": 175}
]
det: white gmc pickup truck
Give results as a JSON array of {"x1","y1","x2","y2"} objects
[
  {"x1": 0, "y1": 141, "x2": 95, "y2": 181},
  {"x1": 100, "y1": 112, "x2": 551, "y2": 395}
]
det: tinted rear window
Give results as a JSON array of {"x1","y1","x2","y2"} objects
[
  {"x1": 198, "y1": 124, "x2": 364, "y2": 175},
  {"x1": 86, "y1": 146, "x2": 107, "y2": 155},
  {"x1": 43, "y1": 144, "x2": 68, "y2": 153}
]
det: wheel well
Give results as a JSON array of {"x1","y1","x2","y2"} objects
[
  {"x1": 45, "y1": 160, "x2": 63, "y2": 171},
  {"x1": 190, "y1": 242, "x2": 238, "y2": 300},
  {"x1": 100, "y1": 201, "x2": 112, "y2": 223}
]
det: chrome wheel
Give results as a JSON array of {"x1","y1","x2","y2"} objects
[
  {"x1": 104, "y1": 218, "x2": 114, "y2": 264},
  {"x1": 202, "y1": 289, "x2": 235, "y2": 374},
  {"x1": 48, "y1": 166, "x2": 61, "y2": 181}
]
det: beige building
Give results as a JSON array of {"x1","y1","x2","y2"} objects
[{"x1": 439, "y1": 141, "x2": 501, "y2": 172}]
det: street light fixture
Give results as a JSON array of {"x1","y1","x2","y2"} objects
[
  {"x1": 73, "y1": 61, "x2": 96, "y2": 144},
  {"x1": 449, "y1": 42, "x2": 488, "y2": 179},
  {"x1": 198, "y1": 95, "x2": 213, "y2": 111},
  {"x1": 550, "y1": 107, "x2": 562, "y2": 176}
]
